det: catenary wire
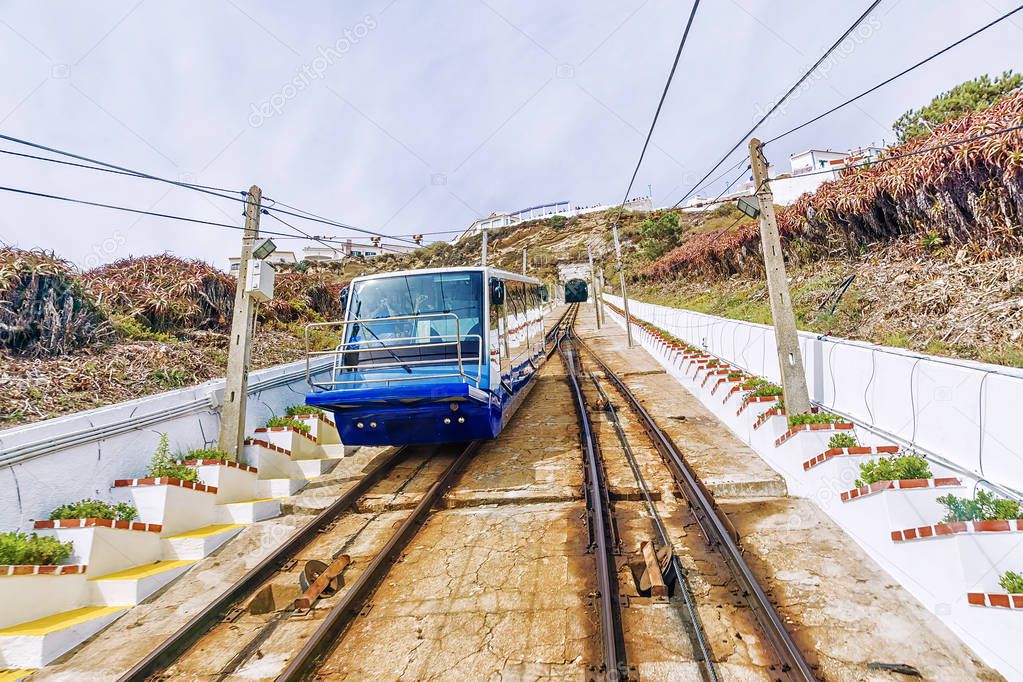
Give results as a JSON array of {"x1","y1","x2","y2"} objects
[
  {"x1": 671, "y1": 0, "x2": 883, "y2": 209},
  {"x1": 613, "y1": 0, "x2": 701, "y2": 219},
  {"x1": 762, "y1": 4, "x2": 1023, "y2": 147}
]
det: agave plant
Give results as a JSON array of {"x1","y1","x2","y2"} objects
[
  {"x1": 0, "y1": 247, "x2": 112, "y2": 356},
  {"x1": 84, "y1": 254, "x2": 235, "y2": 333}
]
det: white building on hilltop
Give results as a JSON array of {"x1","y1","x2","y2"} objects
[
  {"x1": 684, "y1": 144, "x2": 887, "y2": 210},
  {"x1": 455, "y1": 197, "x2": 653, "y2": 243}
]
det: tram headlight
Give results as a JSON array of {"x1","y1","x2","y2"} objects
[
  {"x1": 443, "y1": 418, "x2": 451, "y2": 425},
  {"x1": 356, "y1": 422, "x2": 364, "y2": 429},
  {"x1": 449, "y1": 403, "x2": 459, "y2": 412},
  {"x1": 457, "y1": 417, "x2": 465, "y2": 424},
  {"x1": 369, "y1": 422, "x2": 377, "y2": 428}
]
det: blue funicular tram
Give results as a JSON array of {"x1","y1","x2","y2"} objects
[{"x1": 304, "y1": 267, "x2": 552, "y2": 446}]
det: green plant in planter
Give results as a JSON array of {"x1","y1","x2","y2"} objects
[
  {"x1": 741, "y1": 377, "x2": 767, "y2": 390},
  {"x1": 937, "y1": 490, "x2": 1021, "y2": 523},
  {"x1": 0, "y1": 531, "x2": 73, "y2": 565},
  {"x1": 999, "y1": 570, "x2": 1023, "y2": 593},
  {"x1": 726, "y1": 371, "x2": 743, "y2": 380},
  {"x1": 49, "y1": 499, "x2": 137, "y2": 521},
  {"x1": 787, "y1": 412, "x2": 841, "y2": 429},
  {"x1": 773, "y1": 399, "x2": 785, "y2": 412},
  {"x1": 285, "y1": 405, "x2": 324, "y2": 417},
  {"x1": 705, "y1": 359, "x2": 720, "y2": 368},
  {"x1": 855, "y1": 455, "x2": 931, "y2": 487},
  {"x1": 265, "y1": 416, "x2": 312, "y2": 434},
  {"x1": 748, "y1": 383, "x2": 782, "y2": 398},
  {"x1": 183, "y1": 447, "x2": 233, "y2": 463},
  {"x1": 147, "y1": 433, "x2": 198, "y2": 482},
  {"x1": 828, "y1": 433, "x2": 858, "y2": 449}
]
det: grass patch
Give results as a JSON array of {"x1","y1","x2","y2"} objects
[
  {"x1": 828, "y1": 433, "x2": 858, "y2": 449},
  {"x1": 183, "y1": 447, "x2": 233, "y2": 462},
  {"x1": 0, "y1": 531, "x2": 73, "y2": 565},
  {"x1": 787, "y1": 412, "x2": 841, "y2": 429},
  {"x1": 855, "y1": 455, "x2": 932, "y2": 487},
  {"x1": 937, "y1": 490, "x2": 1021, "y2": 522},
  {"x1": 147, "y1": 433, "x2": 198, "y2": 482},
  {"x1": 999, "y1": 570, "x2": 1023, "y2": 593},
  {"x1": 265, "y1": 416, "x2": 311, "y2": 434},
  {"x1": 49, "y1": 498, "x2": 137, "y2": 521},
  {"x1": 285, "y1": 404, "x2": 324, "y2": 417}
]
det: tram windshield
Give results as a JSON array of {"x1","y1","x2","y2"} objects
[{"x1": 345, "y1": 271, "x2": 483, "y2": 364}]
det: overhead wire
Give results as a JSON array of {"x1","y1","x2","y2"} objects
[
  {"x1": 762, "y1": 4, "x2": 1023, "y2": 147},
  {"x1": 0, "y1": 131, "x2": 419, "y2": 246},
  {"x1": 612, "y1": 0, "x2": 701, "y2": 221},
  {"x1": 671, "y1": 0, "x2": 884, "y2": 209}
]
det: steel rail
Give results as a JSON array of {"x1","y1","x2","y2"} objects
[
  {"x1": 558, "y1": 329, "x2": 629, "y2": 680},
  {"x1": 586, "y1": 370, "x2": 718, "y2": 682},
  {"x1": 116, "y1": 444, "x2": 413, "y2": 682},
  {"x1": 573, "y1": 331, "x2": 817, "y2": 681},
  {"x1": 276, "y1": 439, "x2": 482, "y2": 680}
]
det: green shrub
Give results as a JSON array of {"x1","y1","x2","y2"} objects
[
  {"x1": 937, "y1": 490, "x2": 1022, "y2": 523},
  {"x1": 0, "y1": 531, "x2": 73, "y2": 565},
  {"x1": 49, "y1": 498, "x2": 137, "y2": 522},
  {"x1": 111, "y1": 314, "x2": 176, "y2": 343},
  {"x1": 727, "y1": 371, "x2": 743, "y2": 380},
  {"x1": 548, "y1": 215, "x2": 568, "y2": 230},
  {"x1": 265, "y1": 416, "x2": 311, "y2": 434},
  {"x1": 787, "y1": 412, "x2": 841, "y2": 429},
  {"x1": 742, "y1": 377, "x2": 768, "y2": 390},
  {"x1": 748, "y1": 383, "x2": 782, "y2": 398},
  {"x1": 828, "y1": 433, "x2": 859, "y2": 449},
  {"x1": 284, "y1": 405, "x2": 324, "y2": 417},
  {"x1": 184, "y1": 447, "x2": 233, "y2": 462},
  {"x1": 855, "y1": 456, "x2": 932, "y2": 487},
  {"x1": 999, "y1": 570, "x2": 1023, "y2": 593},
  {"x1": 147, "y1": 433, "x2": 198, "y2": 482}
]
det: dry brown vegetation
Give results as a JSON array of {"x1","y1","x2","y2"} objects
[{"x1": 644, "y1": 91, "x2": 1023, "y2": 280}]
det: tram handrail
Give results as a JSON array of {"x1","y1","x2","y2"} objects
[{"x1": 304, "y1": 312, "x2": 483, "y2": 389}]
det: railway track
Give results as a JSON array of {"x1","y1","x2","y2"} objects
[
  {"x1": 560, "y1": 317, "x2": 817, "y2": 681},
  {"x1": 116, "y1": 443, "x2": 475, "y2": 681},
  {"x1": 117, "y1": 305, "x2": 576, "y2": 681}
]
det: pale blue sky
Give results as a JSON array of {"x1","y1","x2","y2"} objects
[{"x1": 0, "y1": 0, "x2": 1019, "y2": 268}]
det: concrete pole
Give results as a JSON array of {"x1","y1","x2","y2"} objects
[
  {"x1": 482, "y1": 230, "x2": 488, "y2": 267},
  {"x1": 218, "y1": 185, "x2": 262, "y2": 458},
  {"x1": 749, "y1": 138, "x2": 811, "y2": 415},
  {"x1": 596, "y1": 266, "x2": 607, "y2": 324},
  {"x1": 612, "y1": 225, "x2": 633, "y2": 347},
  {"x1": 522, "y1": 247, "x2": 527, "y2": 275},
  {"x1": 587, "y1": 246, "x2": 601, "y2": 329}
]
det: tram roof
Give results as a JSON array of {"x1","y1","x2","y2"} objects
[{"x1": 350, "y1": 266, "x2": 542, "y2": 285}]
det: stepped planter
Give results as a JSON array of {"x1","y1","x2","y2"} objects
[
  {"x1": 112, "y1": 478, "x2": 217, "y2": 536},
  {"x1": 183, "y1": 459, "x2": 259, "y2": 504},
  {"x1": 801, "y1": 445, "x2": 901, "y2": 504},
  {"x1": 0, "y1": 603, "x2": 126, "y2": 669},
  {"x1": 837, "y1": 477, "x2": 964, "y2": 532},
  {"x1": 241, "y1": 438, "x2": 315, "y2": 480},
  {"x1": 773, "y1": 421, "x2": 855, "y2": 460},
  {"x1": 292, "y1": 413, "x2": 341, "y2": 445},
  {"x1": 0, "y1": 565, "x2": 89, "y2": 630},
  {"x1": 748, "y1": 408, "x2": 788, "y2": 455},
  {"x1": 252, "y1": 426, "x2": 321, "y2": 459},
  {"x1": 32, "y1": 519, "x2": 163, "y2": 577}
]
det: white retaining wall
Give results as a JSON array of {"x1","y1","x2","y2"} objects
[
  {"x1": 605, "y1": 294, "x2": 1023, "y2": 496},
  {"x1": 0, "y1": 359, "x2": 330, "y2": 531}
]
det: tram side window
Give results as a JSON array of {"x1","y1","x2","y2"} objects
[{"x1": 490, "y1": 287, "x2": 506, "y2": 372}]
